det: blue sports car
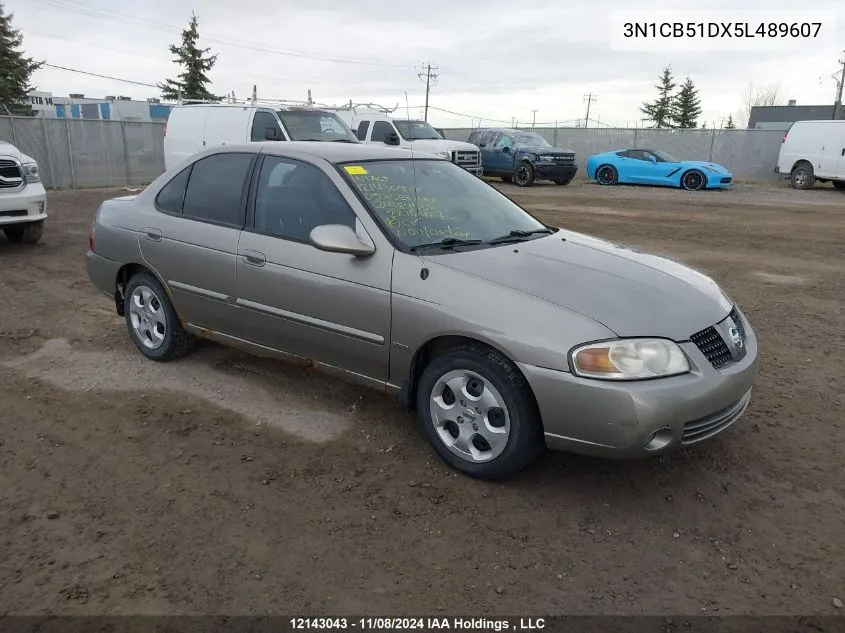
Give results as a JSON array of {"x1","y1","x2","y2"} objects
[{"x1": 586, "y1": 149, "x2": 733, "y2": 191}]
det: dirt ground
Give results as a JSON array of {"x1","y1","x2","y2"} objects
[{"x1": 0, "y1": 180, "x2": 843, "y2": 616}]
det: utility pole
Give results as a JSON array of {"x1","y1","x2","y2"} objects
[
  {"x1": 418, "y1": 62, "x2": 439, "y2": 122},
  {"x1": 511, "y1": 116, "x2": 516, "y2": 128},
  {"x1": 531, "y1": 109, "x2": 538, "y2": 129},
  {"x1": 833, "y1": 51, "x2": 845, "y2": 120},
  {"x1": 584, "y1": 93, "x2": 597, "y2": 128}
]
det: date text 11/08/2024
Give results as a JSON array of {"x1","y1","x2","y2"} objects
[{"x1": 289, "y1": 618, "x2": 548, "y2": 631}]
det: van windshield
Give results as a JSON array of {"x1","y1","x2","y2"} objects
[{"x1": 277, "y1": 110, "x2": 358, "y2": 142}]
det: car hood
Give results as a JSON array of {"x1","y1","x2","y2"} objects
[
  {"x1": 0, "y1": 141, "x2": 31, "y2": 163},
  {"x1": 431, "y1": 230, "x2": 733, "y2": 340},
  {"x1": 408, "y1": 139, "x2": 478, "y2": 153}
]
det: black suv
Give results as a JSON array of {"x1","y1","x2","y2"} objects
[{"x1": 468, "y1": 128, "x2": 577, "y2": 187}]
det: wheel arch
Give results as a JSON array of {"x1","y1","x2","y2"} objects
[
  {"x1": 403, "y1": 334, "x2": 539, "y2": 416},
  {"x1": 114, "y1": 262, "x2": 169, "y2": 317},
  {"x1": 791, "y1": 159, "x2": 813, "y2": 172}
]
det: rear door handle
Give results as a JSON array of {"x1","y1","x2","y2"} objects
[
  {"x1": 144, "y1": 228, "x2": 162, "y2": 241},
  {"x1": 841, "y1": 148, "x2": 845, "y2": 156},
  {"x1": 241, "y1": 250, "x2": 266, "y2": 267}
]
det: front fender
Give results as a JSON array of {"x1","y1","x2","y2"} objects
[{"x1": 514, "y1": 151, "x2": 537, "y2": 165}]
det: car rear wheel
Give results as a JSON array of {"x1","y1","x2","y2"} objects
[
  {"x1": 124, "y1": 272, "x2": 196, "y2": 361},
  {"x1": 3, "y1": 221, "x2": 43, "y2": 244},
  {"x1": 790, "y1": 162, "x2": 815, "y2": 190},
  {"x1": 416, "y1": 344, "x2": 544, "y2": 480},
  {"x1": 595, "y1": 164, "x2": 618, "y2": 185},
  {"x1": 681, "y1": 169, "x2": 707, "y2": 191},
  {"x1": 514, "y1": 162, "x2": 535, "y2": 187}
]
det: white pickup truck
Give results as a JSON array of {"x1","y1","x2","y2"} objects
[
  {"x1": 332, "y1": 107, "x2": 483, "y2": 176},
  {"x1": 0, "y1": 141, "x2": 47, "y2": 244}
]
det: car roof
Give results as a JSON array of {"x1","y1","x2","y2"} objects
[{"x1": 205, "y1": 141, "x2": 430, "y2": 163}]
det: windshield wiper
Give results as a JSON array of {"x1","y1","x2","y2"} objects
[
  {"x1": 331, "y1": 139, "x2": 357, "y2": 143},
  {"x1": 410, "y1": 237, "x2": 483, "y2": 252},
  {"x1": 487, "y1": 228, "x2": 554, "y2": 244}
]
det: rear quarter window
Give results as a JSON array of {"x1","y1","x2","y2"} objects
[{"x1": 155, "y1": 166, "x2": 191, "y2": 214}]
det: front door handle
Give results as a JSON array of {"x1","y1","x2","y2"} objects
[
  {"x1": 841, "y1": 147, "x2": 844, "y2": 156},
  {"x1": 241, "y1": 250, "x2": 266, "y2": 267},
  {"x1": 144, "y1": 228, "x2": 162, "y2": 241}
]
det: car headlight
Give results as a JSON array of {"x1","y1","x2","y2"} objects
[
  {"x1": 570, "y1": 338, "x2": 690, "y2": 380},
  {"x1": 21, "y1": 162, "x2": 41, "y2": 183},
  {"x1": 434, "y1": 150, "x2": 452, "y2": 160}
]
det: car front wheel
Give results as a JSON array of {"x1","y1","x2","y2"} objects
[
  {"x1": 514, "y1": 162, "x2": 535, "y2": 187},
  {"x1": 416, "y1": 344, "x2": 544, "y2": 480},
  {"x1": 123, "y1": 272, "x2": 195, "y2": 361},
  {"x1": 681, "y1": 169, "x2": 707, "y2": 191},
  {"x1": 3, "y1": 221, "x2": 44, "y2": 244}
]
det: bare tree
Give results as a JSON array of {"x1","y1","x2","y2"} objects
[{"x1": 738, "y1": 82, "x2": 786, "y2": 128}]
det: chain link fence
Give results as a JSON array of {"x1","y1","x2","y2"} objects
[
  {"x1": 2, "y1": 117, "x2": 786, "y2": 187},
  {"x1": 442, "y1": 127, "x2": 785, "y2": 182},
  {"x1": 0, "y1": 116, "x2": 165, "y2": 189}
]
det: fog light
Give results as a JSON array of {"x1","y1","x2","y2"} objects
[{"x1": 643, "y1": 427, "x2": 674, "y2": 452}]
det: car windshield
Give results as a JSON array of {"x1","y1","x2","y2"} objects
[
  {"x1": 394, "y1": 120, "x2": 443, "y2": 140},
  {"x1": 340, "y1": 159, "x2": 548, "y2": 251},
  {"x1": 651, "y1": 150, "x2": 680, "y2": 163},
  {"x1": 515, "y1": 133, "x2": 551, "y2": 148},
  {"x1": 277, "y1": 110, "x2": 358, "y2": 142}
]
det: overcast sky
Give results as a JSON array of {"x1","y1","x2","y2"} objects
[{"x1": 8, "y1": 0, "x2": 845, "y2": 128}]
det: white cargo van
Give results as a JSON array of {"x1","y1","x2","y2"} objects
[
  {"x1": 776, "y1": 120, "x2": 845, "y2": 190},
  {"x1": 163, "y1": 103, "x2": 359, "y2": 170},
  {"x1": 329, "y1": 106, "x2": 483, "y2": 176}
]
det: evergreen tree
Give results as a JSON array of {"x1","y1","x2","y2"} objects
[
  {"x1": 725, "y1": 114, "x2": 736, "y2": 129},
  {"x1": 640, "y1": 66, "x2": 676, "y2": 128},
  {"x1": 673, "y1": 77, "x2": 702, "y2": 128},
  {"x1": 159, "y1": 13, "x2": 220, "y2": 102},
  {"x1": 0, "y1": 2, "x2": 43, "y2": 116}
]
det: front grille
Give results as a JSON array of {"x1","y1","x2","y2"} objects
[
  {"x1": 552, "y1": 153, "x2": 575, "y2": 164},
  {"x1": 681, "y1": 390, "x2": 751, "y2": 445},
  {"x1": 0, "y1": 159, "x2": 23, "y2": 190},
  {"x1": 453, "y1": 150, "x2": 480, "y2": 168},
  {"x1": 690, "y1": 326, "x2": 733, "y2": 369},
  {"x1": 0, "y1": 210, "x2": 27, "y2": 217}
]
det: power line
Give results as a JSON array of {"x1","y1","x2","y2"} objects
[
  {"x1": 41, "y1": 63, "x2": 159, "y2": 88},
  {"x1": 29, "y1": 0, "x2": 418, "y2": 69}
]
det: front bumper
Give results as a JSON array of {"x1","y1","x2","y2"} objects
[
  {"x1": 0, "y1": 183, "x2": 48, "y2": 226},
  {"x1": 534, "y1": 163, "x2": 578, "y2": 182},
  {"x1": 519, "y1": 322, "x2": 758, "y2": 459}
]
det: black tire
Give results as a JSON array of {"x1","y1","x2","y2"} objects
[
  {"x1": 415, "y1": 344, "x2": 544, "y2": 480},
  {"x1": 123, "y1": 272, "x2": 195, "y2": 361},
  {"x1": 3, "y1": 221, "x2": 43, "y2": 244},
  {"x1": 681, "y1": 169, "x2": 707, "y2": 191},
  {"x1": 831, "y1": 180, "x2": 845, "y2": 190},
  {"x1": 513, "y1": 161, "x2": 535, "y2": 187},
  {"x1": 500, "y1": 175, "x2": 512, "y2": 183},
  {"x1": 554, "y1": 177, "x2": 573, "y2": 186},
  {"x1": 595, "y1": 164, "x2": 618, "y2": 185},
  {"x1": 790, "y1": 162, "x2": 815, "y2": 190}
]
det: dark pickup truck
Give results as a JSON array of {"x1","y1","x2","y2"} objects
[{"x1": 468, "y1": 128, "x2": 577, "y2": 187}]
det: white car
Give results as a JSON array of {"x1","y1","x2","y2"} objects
[{"x1": 0, "y1": 141, "x2": 47, "y2": 244}]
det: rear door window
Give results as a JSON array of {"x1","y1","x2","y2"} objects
[{"x1": 181, "y1": 153, "x2": 254, "y2": 227}]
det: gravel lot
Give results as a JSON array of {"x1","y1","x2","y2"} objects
[{"x1": 0, "y1": 180, "x2": 843, "y2": 616}]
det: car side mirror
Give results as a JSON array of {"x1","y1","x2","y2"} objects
[
  {"x1": 648, "y1": 155, "x2": 657, "y2": 163},
  {"x1": 309, "y1": 224, "x2": 375, "y2": 257},
  {"x1": 265, "y1": 127, "x2": 282, "y2": 141},
  {"x1": 501, "y1": 145, "x2": 510, "y2": 153},
  {"x1": 384, "y1": 132, "x2": 401, "y2": 146}
]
